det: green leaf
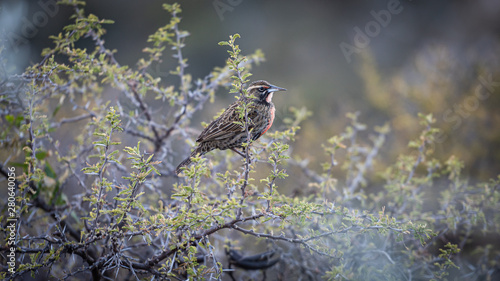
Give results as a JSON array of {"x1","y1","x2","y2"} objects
[
  {"x1": 44, "y1": 162, "x2": 57, "y2": 179},
  {"x1": 35, "y1": 150, "x2": 48, "y2": 160},
  {"x1": 5, "y1": 114, "x2": 14, "y2": 124}
]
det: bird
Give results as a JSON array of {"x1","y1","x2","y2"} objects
[{"x1": 175, "y1": 80, "x2": 287, "y2": 175}]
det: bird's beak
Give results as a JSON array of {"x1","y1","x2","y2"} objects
[{"x1": 268, "y1": 84, "x2": 287, "y2": 92}]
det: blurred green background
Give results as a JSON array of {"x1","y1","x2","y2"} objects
[{"x1": 2, "y1": 0, "x2": 500, "y2": 180}]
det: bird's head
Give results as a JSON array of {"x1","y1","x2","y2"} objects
[{"x1": 246, "y1": 80, "x2": 287, "y2": 104}]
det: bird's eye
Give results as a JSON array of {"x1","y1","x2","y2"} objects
[{"x1": 258, "y1": 87, "x2": 266, "y2": 92}]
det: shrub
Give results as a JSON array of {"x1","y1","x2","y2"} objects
[{"x1": 1, "y1": 2, "x2": 499, "y2": 280}]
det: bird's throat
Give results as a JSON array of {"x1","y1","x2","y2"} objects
[{"x1": 265, "y1": 92, "x2": 274, "y2": 103}]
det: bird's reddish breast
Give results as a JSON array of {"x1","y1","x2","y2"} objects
[{"x1": 261, "y1": 106, "x2": 275, "y2": 135}]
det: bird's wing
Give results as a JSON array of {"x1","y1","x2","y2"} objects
[{"x1": 196, "y1": 101, "x2": 250, "y2": 142}]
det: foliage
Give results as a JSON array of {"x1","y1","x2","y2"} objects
[{"x1": 0, "y1": 1, "x2": 499, "y2": 280}]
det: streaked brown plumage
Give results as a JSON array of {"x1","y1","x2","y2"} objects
[{"x1": 176, "y1": 80, "x2": 286, "y2": 174}]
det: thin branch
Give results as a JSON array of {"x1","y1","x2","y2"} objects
[
  {"x1": 130, "y1": 213, "x2": 264, "y2": 271},
  {"x1": 50, "y1": 113, "x2": 95, "y2": 128},
  {"x1": 231, "y1": 224, "x2": 345, "y2": 258}
]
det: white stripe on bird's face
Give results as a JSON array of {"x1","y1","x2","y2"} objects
[{"x1": 266, "y1": 92, "x2": 274, "y2": 103}]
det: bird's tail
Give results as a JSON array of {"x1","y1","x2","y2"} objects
[
  {"x1": 175, "y1": 146, "x2": 205, "y2": 175},
  {"x1": 175, "y1": 157, "x2": 192, "y2": 175}
]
